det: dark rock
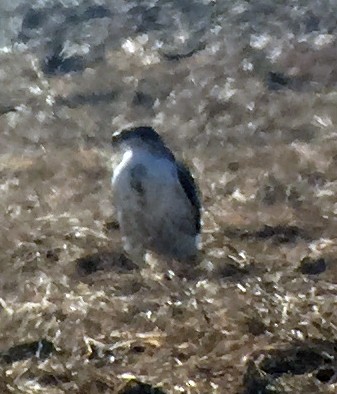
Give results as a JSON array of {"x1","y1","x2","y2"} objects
[
  {"x1": 1, "y1": 339, "x2": 54, "y2": 364},
  {"x1": 19, "y1": 4, "x2": 66, "y2": 43},
  {"x1": 298, "y1": 257, "x2": 327, "y2": 275},
  {"x1": 228, "y1": 161, "x2": 239, "y2": 171},
  {"x1": 76, "y1": 251, "x2": 136, "y2": 276},
  {"x1": 229, "y1": 225, "x2": 307, "y2": 244},
  {"x1": 104, "y1": 220, "x2": 120, "y2": 231},
  {"x1": 243, "y1": 341, "x2": 336, "y2": 393},
  {"x1": 118, "y1": 380, "x2": 166, "y2": 394},
  {"x1": 260, "y1": 348, "x2": 323, "y2": 375},
  {"x1": 129, "y1": 5, "x2": 161, "y2": 33},
  {"x1": 39, "y1": 374, "x2": 59, "y2": 386},
  {"x1": 255, "y1": 225, "x2": 302, "y2": 243},
  {"x1": 22, "y1": 8, "x2": 46, "y2": 30},
  {"x1": 56, "y1": 90, "x2": 118, "y2": 108},
  {"x1": 83, "y1": 5, "x2": 111, "y2": 20},
  {"x1": 131, "y1": 345, "x2": 146, "y2": 353},
  {"x1": 42, "y1": 52, "x2": 85, "y2": 75},
  {"x1": 315, "y1": 366, "x2": 336, "y2": 383},
  {"x1": 161, "y1": 42, "x2": 206, "y2": 61},
  {"x1": 267, "y1": 72, "x2": 291, "y2": 91},
  {"x1": 0, "y1": 106, "x2": 17, "y2": 116},
  {"x1": 133, "y1": 91, "x2": 155, "y2": 109},
  {"x1": 304, "y1": 12, "x2": 320, "y2": 33},
  {"x1": 267, "y1": 71, "x2": 307, "y2": 92},
  {"x1": 76, "y1": 253, "x2": 105, "y2": 275},
  {"x1": 246, "y1": 316, "x2": 267, "y2": 336},
  {"x1": 218, "y1": 262, "x2": 250, "y2": 278},
  {"x1": 46, "y1": 249, "x2": 59, "y2": 262},
  {"x1": 66, "y1": 5, "x2": 111, "y2": 24}
]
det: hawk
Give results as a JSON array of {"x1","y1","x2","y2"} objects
[{"x1": 111, "y1": 126, "x2": 201, "y2": 263}]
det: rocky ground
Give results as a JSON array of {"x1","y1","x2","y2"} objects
[{"x1": 1, "y1": 0, "x2": 337, "y2": 393}]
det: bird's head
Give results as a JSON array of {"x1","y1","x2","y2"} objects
[{"x1": 111, "y1": 126, "x2": 171, "y2": 156}]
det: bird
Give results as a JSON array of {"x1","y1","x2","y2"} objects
[{"x1": 111, "y1": 125, "x2": 201, "y2": 264}]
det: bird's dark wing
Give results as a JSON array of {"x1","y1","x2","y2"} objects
[
  {"x1": 129, "y1": 164, "x2": 147, "y2": 196},
  {"x1": 176, "y1": 161, "x2": 201, "y2": 234}
]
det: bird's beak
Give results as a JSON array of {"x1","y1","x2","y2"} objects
[{"x1": 111, "y1": 130, "x2": 121, "y2": 145}]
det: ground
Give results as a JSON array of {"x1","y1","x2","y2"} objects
[{"x1": 0, "y1": 1, "x2": 337, "y2": 393}]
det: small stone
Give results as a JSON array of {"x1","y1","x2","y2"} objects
[
  {"x1": 118, "y1": 380, "x2": 166, "y2": 394},
  {"x1": 298, "y1": 257, "x2": 327, "y2": 275}
]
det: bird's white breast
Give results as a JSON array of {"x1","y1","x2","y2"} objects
[{"x1": 112, "y1": 148, "x2": 178, "y2": 200}]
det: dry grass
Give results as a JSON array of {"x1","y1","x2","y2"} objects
[{"x1": 1, "y1": 1, "x2": 337, "y2": 393}]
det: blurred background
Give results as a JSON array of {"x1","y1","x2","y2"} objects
[{"x1": 0, "y1": 1, "x2": 337, "y2": 393}]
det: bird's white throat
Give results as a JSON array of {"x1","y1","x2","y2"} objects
[
  {"x1": 112, "y1": 149, "x2": 134, "y2": 184},
  {"x1": 112, "y1": 148, "x2": 176, "y2": 186}
]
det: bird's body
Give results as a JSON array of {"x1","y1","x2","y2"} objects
[{"x1": 111, "y1": 126, "x2": 200, "y2": 263}]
